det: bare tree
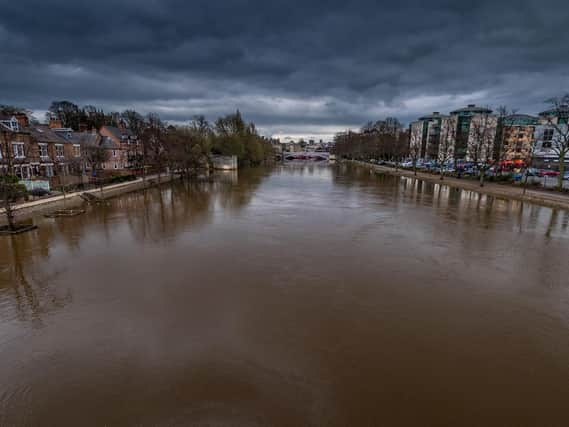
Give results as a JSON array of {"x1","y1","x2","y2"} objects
[
  {"x1": 121, "y1": 110, "x2": 147, "y2": 179},
  {"x1": 522, "y1": 133, "x2": 540, "y2": 196},
  {"x1": 468, "y1": 111, "x2": 497, "y2": 187},
  {"x1": 0, "y1": 129, "x2": 28, "y2": 231},
  {"x1": 142, "y1": 113, "x2": 167, "y2": 183},
  {"x1": 83, "y1": 145, "x2": 110, "y2": 192},
  {"x1": 494, "y1": 106, "x2": 518, "y2": 175},
  {"x1": 408, "y1": 123, "x2": 423, "y2": 176},
  {"x1": 437, "y1": 117, "x2": 456, "y2": 180},
  {"x1": 543, "y1": 95, "x2": 569, "y2": 191}
]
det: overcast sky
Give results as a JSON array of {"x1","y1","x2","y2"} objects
[{"x1": 1, "y1": 0, "x2": 569, "y2": 140}]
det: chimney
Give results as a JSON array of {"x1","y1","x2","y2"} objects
[
  {"x1": 118, "y1": 119, "x2": 127, "y2": 132},
  {"x1": 467, "y1": 104, "x2": 476, "y2": 108},
  {"x1": 49, "y1": 117, "x2": 63, "y2": 129},
  {"x1": 15, "y1": 112, "x2": 29, "y2": 128}
]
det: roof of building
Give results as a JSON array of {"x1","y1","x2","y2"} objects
[
  {"x1": 450, "y1": 104, "x2": 493, "y2": 115},
  {"x1": 538, "y1": 104, "x2": 569, "y2": 117},
  {"x1": 102, "y1": 125, "x2": 133, "y2": 140},
  {"x1": 503, "y1": 114, "x2": 539, "y2": 125},
  {"x1": 67, "y1": 132, "x2": 101, "y2": 147},
  {"x1": 418, "y1": 112, "x2": 447, "y2": 121},
  {"x1": 103, "y1": 126, "x2": 123, "y2": 140},
  {"x1": 100, "y1": 136, "x2": 121, "y2": 149},
  {"x1": 28, "y1": 125, "x2": 69, "y2": 143}
]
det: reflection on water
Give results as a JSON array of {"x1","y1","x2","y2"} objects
[{"x1": 1, "y1": 164, "x2": 569, "y2": 426}]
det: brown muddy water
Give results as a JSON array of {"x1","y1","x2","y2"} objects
[{"x1": 1, "y1": 163, "x2": 569, "y2": 426}]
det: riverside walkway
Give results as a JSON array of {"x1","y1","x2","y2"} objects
[
  {"x1": 1, "y1": 173, "x2": 175, "y2": 223},
  {"x1": 352, "y1": 161, "x2": 569, "y2": 211}
]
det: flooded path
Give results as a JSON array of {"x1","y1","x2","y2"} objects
[{"x1": 1, "y1": 163, "x2": 569, "y2": 426}]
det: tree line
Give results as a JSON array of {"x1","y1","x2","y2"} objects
[
  {"x1": 332, "y1": 117, "x2": 410, "y2": 161},
  {"x1": 44, "y1": 101, "x2": 275, "y2": 168}
]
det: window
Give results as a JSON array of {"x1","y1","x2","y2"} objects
[
  {"x1": 543, "y1": 129, "x2": 554, "y2": 148},
  {"x1": 55, "y1": 144, "x2": 64, "y2": 158},
  {"x1": 515, "y1": 142, "x2": 523, "y2": 152},
  {"x1": 8, "y1": 119, "x2": 19, "y2": 131},
  {"x1": 44, "y1": 164, "x2": 54, "y2": 178},
  {"x1": 14, "y1": 165, "x2": 30, "y2": 179},
  {"x1": 112, "y1": 150, "x2": 118, "y2": 157},
  {"x1": 518, "y1": 133, "x2": 524, "y2": 139},
  {"x1": 39, "y1": 143, "x2": 49, "y2": 158},
  {"x1": 12, "y1": 143, "x2": 25, "y2": 158},
  {"x1": 114, "y1": 163, "x2": 118, "y2": 169},
  {"x1": 73, "y1": 144, "x2": 81, "y2": 157}
]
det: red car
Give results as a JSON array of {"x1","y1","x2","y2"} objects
[{"x1": 538, "y1": 170, "x2": 560, "y2": 177}]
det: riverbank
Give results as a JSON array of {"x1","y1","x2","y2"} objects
[
  {"x1": 0, "y1": 173, "x2": 177, "y2": 225},
  {"x1": 349, "y1": 160, "x2": 569, "y2": 211}
]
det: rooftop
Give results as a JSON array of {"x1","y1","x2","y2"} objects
[
  {"x1": 418, "y1": 112, "x2": 447, "y2": 121},
  {"x1": 103, "y1": 125, "x2": 134, "y2": 140},
  {"x1": 28, "y1": 125, "x2": 69, "y2": 143},
  {"x1": 450, "y1": 104, "x2": 493, "y2": 115},
  {"x1": 502, "y1": 114, "x2": 539, "y2": 125},
  {"x1": 100, "y1": 136, "x2": 120, "y2": 149},
  {"x1": 538, "y1": 104, "x2": 569, "y2": 117}
]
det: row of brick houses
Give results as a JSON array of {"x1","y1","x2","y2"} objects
[
  {"x1": 0, "y1": 112, "x2": 141, "y2": 188},
  {"x1": 409, "y1": 104, "x2": 569, "y2": 168}
]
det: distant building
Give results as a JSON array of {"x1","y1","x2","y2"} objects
[
  {"x1": 448, "y1": 104, "x2": 496, "y2": 162},
  {"x1": 498, "y1": 114, "x2": 539, "y2": 166},
  {"x1": 99, "y1": 122, "x2": 140, "y2": 170},
  {"x1": 0, "y1": 117, "x2": 84, "y2": 186},
  {"x1": 409, "y1": 112, "x2": 445, "y2": 161},
  {"x1": 438, "y1": 115, "x2": 458, "y2": 163},
  {"x1": 533, "y1": 104, "x2": 569, "y2": 168}
]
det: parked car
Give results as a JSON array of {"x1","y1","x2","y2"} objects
[
  {"x1": 526, "y1": 168, "x2": 540, "y2": 177},
  {"x1": 461, "y1": 167, "x2": 476, "y2": 176},
  {"x1": 564, "y1": 172, "x2": 569, "y2": 180},
  {"x1": 539, "y1": 170, "x2": 560, "y2": 177}
]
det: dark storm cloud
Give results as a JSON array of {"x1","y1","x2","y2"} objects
[{"x1": 1, "y1": 0, "x2": 569, "y2": 138}]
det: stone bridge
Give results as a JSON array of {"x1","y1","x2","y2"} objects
[{"x1": 283, "y1": 152, "x2": 330, "y2": 161}]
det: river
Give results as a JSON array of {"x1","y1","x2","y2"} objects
[{"x1": 1, "y1": 163, "x2": 569, "y2": 426}]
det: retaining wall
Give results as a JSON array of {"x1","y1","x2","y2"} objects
[{"x1": 1, "y1": 174, "x2": 176, "y2": 225}]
